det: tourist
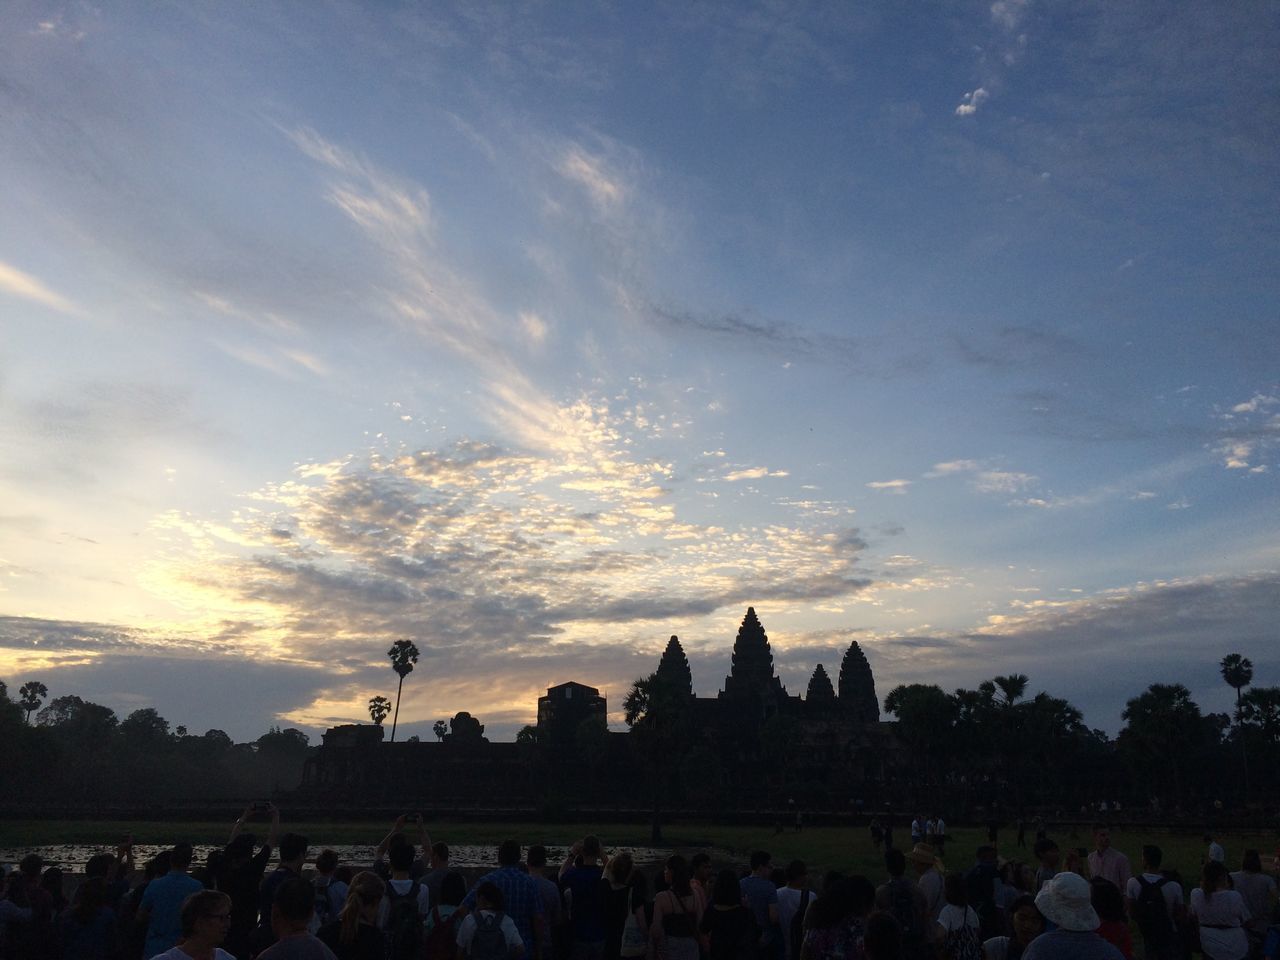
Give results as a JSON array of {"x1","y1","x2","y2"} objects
[
  {"x1": 739, "y1": 852, "x2": 782, "y2": 960},
  {"x1": 58, "y1": 876, "x2": 118, "y2": 960},
  {"x1": 220, "y1": 804, "x2": 279, "y2": 960},
  {"x1": 138, "y1": 843, "x2": 204, "y2": 959},
  {"x1": 1229, "y1": 849, "x2": 1276, "y2": 943},
  {"x1": 650, "y1": 855, "x2": 702, "y2": 960},
  {"x1": 526, "y1": 846, "x2": 562, "y2": 960},
  {"x1": 423, "y1": 872, "x2": 468, "y2": 960},
  {"x1": 1022, "y1": 872, "x2": 1122, "y2": 959},
  {"x1": 1123, "y1": 844, "x2": 1181, "y2": 960},
  {"x1": 964, "y1": 847, "x2": 1002, "y2": 940},
  {"x1": 316, "y1": 872, "x2": 385, "y2": 960},
  {"x1": 372, "y1": 815, "x2": 433, "y2": 881},
  {"x1": 377, "y1": 837, "x2": 431, "y2": 960},
  {"x1": 870, "y1": 820, "x2": 885, "y2": 854},
  {"x1": 699, "y1": 867, "x2": 759, "y2": 960},
  {"x1": 981, "y1": 894, "x2": 1044, "y2": 960},
  {"x1": 147, "y1": 889, "x2": 236, "y2": 960},
  {"x1": 1089, "y1": 879, "x2": 1132, "y2": 958},
  {"x1": 798, "y1": 876, "x2": 867, "y2": 960},
  {"x1": 1205, "y1": 834, "x2": 1226, "y2": 866},
  {"x1": 936, "y1": 873, "x2": 981, "y2": 960},
  {"x1": 121, "y1": 851, "x2": 170, "y2": 960},
  {"x1": 559, "y1": 836, "x2": 608, "y2": 960},
  {"x1": 1061, "y1": 848, "x2": 1086, "y2": 880},
  {"x1": 601, "y1": 852, "x2": 634, "y2": 960},
  {"x1": 776, "y1": 860, "x2": 810, "y2": 960},
  {"x1": 910, "y1": 817, "x2": 924, "y2": 848},
  {"x1": 310, "y1": 850, "x2": 347, "y2": 934},
  {"x1": 1188, "y1": 861, "x2": 1250, "y2": 960},
  {"x1": 257, "y1": 877, "x2": 338, "y2": 960},
  {"x1": 934, "y1": 817, "x2": 947, "y2": 858},
  {"x1": 861, "y1": 911, "x2": 903, "y2": 960},
  {"x1": 423, "y1": 842, "x2": 456, "y2": 906},
  {"x1": 1086, "y1": 826, "x2": 1130, "y2": 891},
  {"x1": 252, "y1": 833, "x2": 310, "y2": 956},
  {"x1": 457, "y1": 881, "x2": 523, "y2": 960},
  {"x1": 617, "y1": 867, "x2": 650, "y2": 960},
  {"x1": 1031, "y1": 841, "x2": 1058, "y2": 893},
  {"x1": 874, "y1": 848, "x2": 929, "y2": 960},
  {"x1": 462, "y1": 841, "x2": 547, "y2": 960}
]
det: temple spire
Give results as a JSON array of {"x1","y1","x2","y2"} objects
[
  {"x1": 722, "y1": 606, "x2": 786, "y2": 700},
  {"x1": 838, "y1": 640, "x2": 879, "y2": 723},
  {"x1": 806, "y1": 663, "x2": 835, "y2": 701},
  {"x1": 656, "y1": 635, "x2": 693, "y2": 698}
]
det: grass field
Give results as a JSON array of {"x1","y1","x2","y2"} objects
[{"x1": 3, "y1": 819, "x2": 1276, "y2": 885}]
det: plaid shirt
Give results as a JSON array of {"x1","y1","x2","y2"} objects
[{"x1": 462, "y1": 865, "x2": 546, "y2": 951}]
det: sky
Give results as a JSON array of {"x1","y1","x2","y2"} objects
[{"x1": 1, "y1": 1, "x2": 1277, "y2": 744}]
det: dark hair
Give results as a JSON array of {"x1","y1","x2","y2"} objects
[
  {"x1": 72, "y1": 876, "x2": 106, "y2": 925},
  {"x1": 884, "y1": 848, "x2": 906, "y2": 878},
  {"x1": 862, "y1": 910, "x2": 903, "y2": 960},
  {"x1": 1142, "y1": 845, "x2": 1163, "y2": 869},
  {"x1": 1033, "y1": 839, "x2": 1058, "y2": 859},
  {"x1": 19, "y1": 855, "x2": 42, "y2": 879},
  {"x1": 440, "y1": 871, "x2": 466, "y2": 908},
  {"x1": 147, "y1": 851, "x2": 172, "y2": 879},
  {"x1": 180, "y1": 890, "x2": 232, "y2": 937},
  {"x1": 691, "y1": 852, "x2": 711, "y2": 871},
  {"x1": 1242, "y1": 849, "x2": 1262, "y2": 873},
  {"x1": 498, "y1": 840, "x2": 521, "y2": 866},
  {"x1": 527, "y1": 845, "x2": 547, "y2": 869},
  {"x1": 273, "y1": 877, "x2": 316, "y2": 925},
  {"x1": 583, "y1": 836, "x2": 602, "y2": 858},
  {"x1": 334, "y1": 865, "x2": 354, "y2": 884},
  {"x1": 279, "y1": 833, "x2": 308, "y2": 863},
  {"x1": 431, "y1": 841, "x2": 450, "y2": 861},
  {"x1": 1090, "y1": 878, "x2": 1126, "y2": 923},
  {"x1": 316, "y1": 849, "x2": 339, "y2": 874},
  {"x1": 172, "y1": 843, "x2": 194, "y2": 870},
  {"x1": 712, "y1": 868, "x2": 741, "y2": 907},
  {"x1": 84, "y1": 854, "x2": 115, "y2": 879},
  {"x1": 628, "y1": 869, "x2": 649, "y2": 910},
  {"x1": 665, "y1": 855, "x2": 692, "y2": 897},
  {"x1": 749, "y1": 850, "x2": 772, "y2": 871},
  {"x1": 476, "y1": 880, "x2": 504, "y2": 911},
  {"x1": 944, "y1": 872, "x2": 968, "y2": 908},
  {"x1": 976, "y1": 845, "x2": 996, "y2": 861},
  {"x1": 1201, "y1": 861, "x2": 1228, "y2": 899},
  {"x1": 389, "y1": 842, "x2": 415, "y2": 872},
  {"x1": 847, "y1": 876, "x2": 876, "y2": 916},
  {"x1": 609, "y1": 853, "x2": 634, "y2": 885},
  {"x1": 770, "y1": 867, "x2": 787, "y2": 888},
  {"x1": 786, "y1": 860, "x2": 807, "y2": 884},
  {"x1": 1010, "y1": 894, "x2": 1039, "y2": 915}
]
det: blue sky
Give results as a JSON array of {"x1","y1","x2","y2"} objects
[{"x1": 1, "y1": 1, "x2": 1277, "y2": 742}]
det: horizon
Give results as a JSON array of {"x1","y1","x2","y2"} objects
[{"x1": 1, "y1": 2, "x2": 1277, "y2": 744}]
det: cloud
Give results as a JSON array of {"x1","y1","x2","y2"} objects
[
  {"x1": 955, "y1": 87, "x2": 990, "y2": 116},
  {"x1": 0, "y1": 260, "x2": 83, "y2": 316},
  {"x1": 923, "y1": 459, "x2": 1036, "y2": 496},
  {"x1": 557, "y1": 146, "x2": 626, "y2": 212},
  {"x1": 724, "y1": 466, "x2": 790, "y2": 482},
  {"x1": 989, "y1": 0, "x2": 1030, "y2": 32},
  {"x1": 866, "y1": 479, "x2": 911, "y2": 493}
]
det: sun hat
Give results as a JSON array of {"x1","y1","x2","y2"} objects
[
  {"x1": 1034, "y1": 871, "x2": 1100, "y2": 931},
  {"x1": 906, "y1": 843, "x2": 939, "y2": 866}
]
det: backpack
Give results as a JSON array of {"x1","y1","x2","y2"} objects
[
  {"x1": 789, "y1": 889, "x2": 810, "y2": 960},
  {"x1": 941, "y1": 919, "x2": 983, "y2": 960},
  {"x1": 469, "y1": 910, "x2": 509, "y2": 960},
  {"x1": 310, "y1": 876, "x2": 337, "y2": 933},
  {"x1": 424, "y1": 906, "x2": 462, "y2": 960},
  {"x1": 1133, "y1": 876, "x2": 1171, "y2": 945},
  {"x1": 385, "y1": 879, "x2": 424, "y2": 960}
]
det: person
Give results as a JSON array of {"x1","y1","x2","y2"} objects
[
  {"x1": 936, "y1": 873, "x2": 981, "y2": 960},
  {"x1": 911, "y1": 817, "x2": 924, "y2": 847},
  {"x1": 964, "y1": 848, "x2": 1001, "y2": 941},
  {"x1": 906, "y1": 845, "x2": 943, "y2": 922},
  {"x1": 874, "y1": 848, "x2": 929, "y2": 960},
  {"x1": 526, "y1": 846, "x2": 562, "y2": 960},
  {"x1": 740, "y1": 852, "x2": 782, "y2": 960},
  {"x1": 700, "y1": 868, "x2": 759, "y2": 960},
  {"x1": 316, "y1": 872, "x2": 385, "y2": 960},
  {"x1": 799, "y1": 876, "x2": 868, "y2": 960},
  {"x1": 776, "y1": 860, "x2": 810, "y2": 960},
  {"x1": 650, "y1": 855, "x2": 702, "y2": 960},
  {"x1": 1086, "y1": 827, "x2": 1130, "y2": 892},
  {"x1": 462, "y1": 841, "x2": 546, "y2": 960},
  {"x1": 257, "y1": 877, "x2": 339, "y2": 960},
  {"x1": 378, "y1": 838, "x2": 432, "y2": 960},
  {"x1": 1205, "y1": 834, "x2": 1226, "y2": 866},
  {"x1": 58, "y1": 876, "x2": 118, "y2": 960},
  {"x1": 1188, "y1": 860, "x2": 1250, "y2": 960},
  {"x1": 690, "y1": 854, "x2": 714, "y2": 906},
  {"x1": 560, "y1": 836, "x2": 608, "y2": 960},
  {"x1": 422, "y1": 842, "x2": 456, "y2": 908},
  {"x1": 870, "y1": 820, "x2": 885, "y2": 853},
  {"x1": 934, "y1": 817, "x2": 947, "y2": 858},
  {"x1": 220, "y1": 804, "x2": 279, "y2": 960},
  {"x1": 310, "y1": 850, "x2": 348, "y2": 934},
  {"x1": 1015, "y1": 819, "x2": 1027, "y2": 850},
  {"x1": 423, "y1": 871, "x2": 467, "y2": 960},
  {"x1": 617, "y1": 867, "x2": 650, "y2": 960},
  {"x1": 601, "y1": 852, "x2": 633, "y2": 960},
  {"x1": 1229, "y1": 849, "x2": 1276, "y2": 943},
  {"x1": 1124, "y1": 845, "x2": 1182, "y2": 960},
  {"x1": 457, "y1": 881, "x2": 522, "y2": 960},
  {"x1": 1031, "y1": 841, "x2": 1058, "y2": 893},
  {"x1": 1022, "y1": 872, "x2": 1123, "y2": 959},
  {"x1": 981, "y1": 895, "x2": 1044, "y2": 960},
  {"x1": 147, "y1": 889, "x2": 236, "y2": 960},
  {"x1": 138, "y1": 843, "x2": 205, "y2": 959},
  {"x1": 372, "y1": 815, "x2": 433, "y2": 881},
  {"x1": 1089, "y1": 880, "x2": 1132, "y2": 959},
  {"x1": 10, "y1": 853, "x2": 55, "y2": 959},
  {"x1": 0, "y1": 867, "x2": 34, "y2": 959},
  {"x1": 861, "y1": 911, "x2": 902, "y2": 960}
]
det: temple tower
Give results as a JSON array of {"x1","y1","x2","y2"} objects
[
  {"x1": 721, "y1": 607, "x2": 787, "y2": 704},
  {"x1": 806, "y1": 663, "x2": 836, "y2": 701},
  {"x1": 656, "y1": 635, "x2": 694, "y2": 698},
  {"x1": 838, "y1": 640, "x2": 879, "y2": 723}
]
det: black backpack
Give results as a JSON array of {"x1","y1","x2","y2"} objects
[
  {"x1": 789, "y1": 889, "x2": 810, "y2": 960},
  {"x1": 385, "y1": 879, "x2": 424, "y2": 960},
  {"x1": 469, "y1": 910, "x2": 509, "y2": 960},
  {"x1": 1134, "y1": 876, "x2": 1171, "y2": 945},
  {"x1": 888, "y1": 879, "x2": 919, "y2": 940}
]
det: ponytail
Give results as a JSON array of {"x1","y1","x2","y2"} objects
[{"x1": 340, "y1": 871, "x2": 385, "y2": 945}]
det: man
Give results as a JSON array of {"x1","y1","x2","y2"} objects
[
  {"x1": 461, "y1": 840, "x2": 546, "y2": 958},
  {"x1": 933, "y1": 815, "x2": 947, "y2": 857},
  {"x1": 907, "y1": 844, "x2": 944, "y2": 921},
  {"x1": 910, "y1": 815, "x2": 924, "y2": 847},
  {"x1": 1033, "y1": 839, "x2": 1060, "y2": 892},
  {"x1": 1230, "y1": 849, "x2": 1277, "y2": 942},
  {"x1": 739, "y1": 851, "x2": 781, "y2": 960},
  {"x1": 422, "y1": 841, "x2": 456, "y2": 907},
  {"x1": 258, "y1": 878, "x2": 338, "y2": 960},
  {"x1": 138, "y1": 843, "x2": 204, "y2": 959},
  {"x1": 775, "y1": 860, "x2": 809, "y2": 960},
  {"x1": 148, "y1": 889, "x2": 235, "y2": 960},
  {"x1": 964, "y1": 846, "x2": 1001, "y2": 940},
  {"x1": 220, "y1": 804, "x2": 279, "y2": 960},
  {"x1": 1023, "y1": 872, "x2": 1123, "y2": 959},
  {"x1": 374, "y1": 814, "x2": 434, "y2": 879},
  {"x1": 690, "y1": 853, "x2": 713, "y2": 906},
  {"x1": 874, "y1": 847, "x2": 930, "y2": 960},
  {"x1": 559, "y1": 836, "x2": 607, "y2": 960},
  {"x1": 380, "y1": 838, "x2": 432, "y2": 960},
  {"x1": 526, "y1": 846, "x2": 562, "y2": 960},
  {"x1": 1205, "y1": 833, "x2": 1226, "y2": 865},
  {"x1": 253, "y1": 833, "x2": 310, "y2": 956},
  {"x1": 1124, "y1": 845, "x2": 1182, "y2": 960},
  {"x1": 1086, "y1": 825, "x2": 1130, "y2": 891},
  {"x1": 309, "y1": 850, "x2": 347, "y2": 934}
]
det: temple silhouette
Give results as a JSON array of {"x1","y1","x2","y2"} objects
[{"x1": 300, "y1": 608, "x2": 893, "y2": 811}]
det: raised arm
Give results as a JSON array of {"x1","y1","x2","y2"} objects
[
  {"x1": 559, "y1": 841, "x2": 583, "y2": 880},
  {"x1": 375, "y1": 814, "x2": 408, "y2": 860}
]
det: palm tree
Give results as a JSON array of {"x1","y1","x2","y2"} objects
[
  {"x1": 433, "y1": 719, "x2": 448, "y2": 741},
  {"x1": 17, "y1": 681, "x2": 47, "y2": 725},
  {"x1": 1221, "y1": 653, "x2": 1254, "y2": 796},
  {"x1": 992, "y1": 674, "x2": 1029, "y2": 707},
  {"x1": 387, "y1": 640, "x2": 420, "y2": 743},
  {"x1": 368, "y1": 696, "x2": 391, "y2": 726}
]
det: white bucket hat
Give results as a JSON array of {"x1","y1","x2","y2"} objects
[{"x1": 1034, "y1": 872, "x2": 1100, "y2": 932}]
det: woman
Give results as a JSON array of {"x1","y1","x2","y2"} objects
[
  {"x1": 618, "y1": 866, "x2": 651, "y2": 959},
  {"x1": 317, "y1": 871, "x2": 385, "y2": 960},
  {"x1": 1089, "y1": 879, "x2": 1132, "y2": 959},
  {"x1": 800, "y1": 876, "x2": 869, "y2": 960},
  {"x1": 423, "y1": 871, "x2": 467, "y2": 960},
  {"x1": 58, "y1": 876, "x2": 118, "y2": 960},
  {"x1": 603, "y1": 853, "x2": 635, "y2": 960},
  {"x1": 981, "y1": 895, "x2": 1043, "y2": 960},
  {"x1": 700, "y1": 868, "x2": 759, "y2": 960},
  {"x1": 1189, "y1": 861, "x2": 1250, "y2": 960},
  {"x1": 936, "y1": 873, "x2": 982, "y2": 960},
  {"x1": 651, "y1": 855, "x2": 702, "y2": 960}
]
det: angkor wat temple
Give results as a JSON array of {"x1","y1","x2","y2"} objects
[{"x1": 299, "y1": 608, "x2": 895, "y2": 811}]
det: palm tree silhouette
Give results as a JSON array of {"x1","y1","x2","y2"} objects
[
  {"x1": 18, "y1": 681, "x2": 48, "y2": 725},
  {"x1": 1221, "y1": 653, "x2": 1253, "y2": 797},
  {"x1": 368, "y1": 696, "x2": 391, "y2": 726},
  {"x1": 387, "y1": 640, "x2": 420, "y2": 742}
]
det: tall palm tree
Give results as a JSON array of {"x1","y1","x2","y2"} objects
[
  {"x1": 387, "y1": 640, "x2": 420, "y2": 742},
  {"x1": 1220, "y1": 653, "x2": 1253, "y2": 796},
  {"x1": 993, "y1": 674, "x2": 1029, "y2": 707},
  {"x1": 18, "y1": 681, "x2": 48, "y2": 725}
]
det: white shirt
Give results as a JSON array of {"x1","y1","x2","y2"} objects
[
  {"x1": 1124, "y1": 872, "x2": 1183, "y2": 929},
  {"x1": 457, "y1": 910, "x2": 522, "y2": 956},
  {"x1": 376, "y1": 877, "x2": 432, "y2": 929},
  {"x1": 776, "y1": 887, "x2": 810, "y2": 960},
  {"x1": 1188, "y1": 888, "x2": 1249, "y2": 960},
  {"x1": 938, "y1": 903, "x2": 979, "y2": 934},
  {"x1": 1208, "y1": 842, "x2": 1226, "y2": 864},
  {"x1": 918, "y1": 868, "x2": 945, "y2": 920}
]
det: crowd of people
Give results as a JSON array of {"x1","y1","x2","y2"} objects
[{"x1": 1, "y1": 811, "x2": 1278, "y2": 960}]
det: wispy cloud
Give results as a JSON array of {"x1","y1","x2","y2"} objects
[
  {"x1": 0, "y1": 260, "x2": 83, "y2": 316},
  {"x1": 866, "y1": 479, "x2": 911, "y2": 493},
  {"x1": 955, "y1": 87, "x2": 990, "y2": 117}
]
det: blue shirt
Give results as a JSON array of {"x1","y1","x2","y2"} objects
[
  {"x1": 739, "y1": 875, "x2": 779, "y2": 933},
  {"x1": 1023, "y1": 930, "x2": 1125, "y2": 960},
  {"x1": 461, "y1": 866, "x2": 545, "y2": 952},
  {"x1": 141, "y1": 870, "x2": 203, "y2": 958},
  {"x1": 561, "y1": 865, "x2": 605, "y2": 942}
]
